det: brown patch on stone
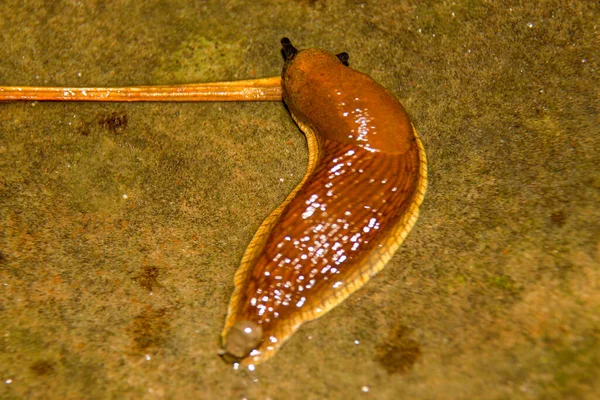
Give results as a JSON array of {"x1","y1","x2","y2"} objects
[
  {"x1": 134, "y1": 266, "x2": 160, "y2": 292},
  {"x1": 77, "y1": 121, "x2": 92, "y2": 136},
  {"x1": 98, "y1": 111, "x2": 128, "y2": 134},
  {"x1": 293, "y1": 0, "x2": 320, "y2": 6},
  {"x1": 374, "y1": 325, "x2": 421, "y2": 375},
  {"x1": 29, "y1": 360, "x2": 55, "y2": 376},
  {"x1": 551, "y1": 210, "x2": 566, "y2": 227},
  {"x1": 127, "y1": 307, "x2": 171, "y2": 353}
]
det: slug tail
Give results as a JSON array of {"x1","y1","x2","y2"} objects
[{"x1": 220, "y1": 120, "x2": 322, "y2": 365}]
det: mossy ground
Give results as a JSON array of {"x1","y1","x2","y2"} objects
[{"x1": 0, "y1": 1, "x2": 598, "y2": 399}]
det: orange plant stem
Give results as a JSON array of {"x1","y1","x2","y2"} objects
[{"x1": 0, "y1": 76, "x2": 282, "y2": 102}]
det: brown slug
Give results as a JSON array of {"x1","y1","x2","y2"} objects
[
  {"x1": 0, "y1": 37, "x2": 427, "y2": 368},
  {"x1": 220, "y1": 38, "x2": 427, "y2": 366}
]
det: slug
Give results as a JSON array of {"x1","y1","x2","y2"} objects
[{"x1": 219, "y1": 38, "x2": 427, "y2": 366}]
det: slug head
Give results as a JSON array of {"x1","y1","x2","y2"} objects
[
  {"x1": 219, "y1": 320, "x2": 263, "y2": 363},
  {"x1": 280, "y1": 38, "x2": 414, "y2": 155}
]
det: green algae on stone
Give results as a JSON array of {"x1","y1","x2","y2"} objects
[{"x1": 156, "y1": 37, "x2": 253, "y2": 83}]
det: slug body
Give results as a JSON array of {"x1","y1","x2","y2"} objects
[{"x1": 220, "y1": 39, "x2": 427, "y2": 365}]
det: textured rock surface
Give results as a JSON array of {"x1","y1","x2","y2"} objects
[{"x1": 1, "y1": 1, "x2": 598, "y2": 398}]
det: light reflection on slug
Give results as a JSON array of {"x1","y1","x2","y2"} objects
[{"x1": 220, "y1": 38, "x2": 427, "y2": 366}]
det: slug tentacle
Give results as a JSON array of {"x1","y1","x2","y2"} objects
[
  {"x1": 281, "y1": 37, "x2": 299, "y2": 61},
  {"x1": 335, "y1": 52, "x2": 350, "y2": 65},
  {"x1": 221, "y1": 39, "x2": 427, "y2": 366}
]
